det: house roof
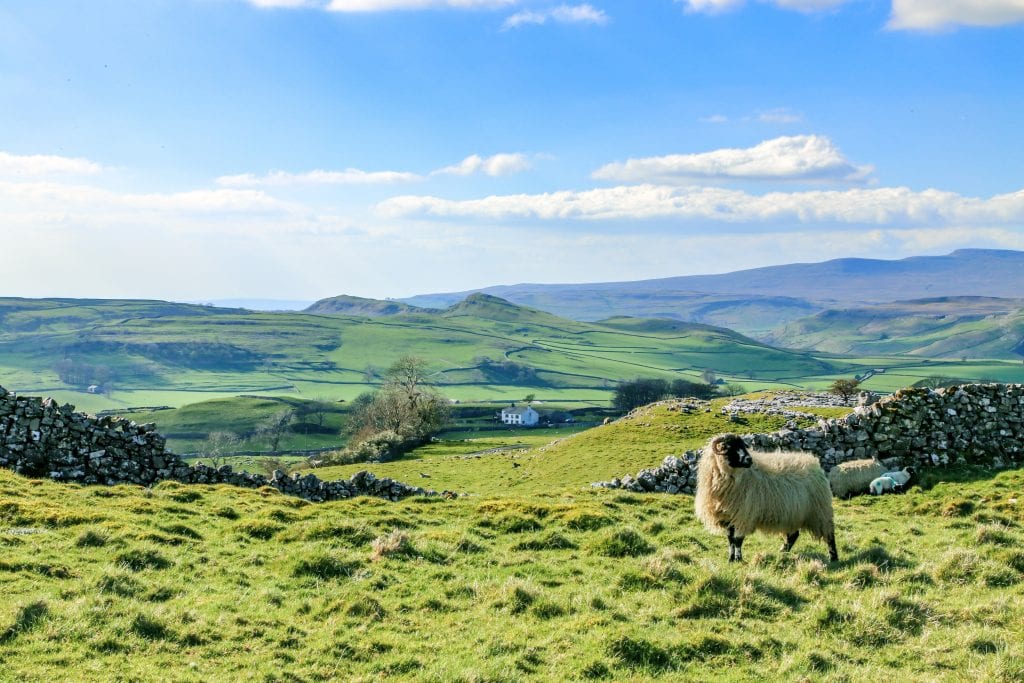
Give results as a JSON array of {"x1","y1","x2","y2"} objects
[{"x1": 501, "y1": 406, "x2": 536, "y2": 416}]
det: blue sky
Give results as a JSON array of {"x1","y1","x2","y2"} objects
[{"x1": 1, "y1": 0, "x2": 1023, "y2": 301}]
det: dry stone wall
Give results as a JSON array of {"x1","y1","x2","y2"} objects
[
  {"x1": 595, "y1": 383, "x2": 1024, "y2": 494},
  {"x1": 0, "y1": 385, "x2": 435, "y2": 502}
]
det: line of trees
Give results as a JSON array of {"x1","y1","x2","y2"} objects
[{"x1": 612, "y1": 377, "x2": 744, "y2": 412}]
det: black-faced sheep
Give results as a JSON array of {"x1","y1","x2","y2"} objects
[
  {"x1": 695, "y1": 434, "x2": 838, "y2": 563},
  {"x1": 828, "y1": 458, "x2": 886, "y2": 499}
]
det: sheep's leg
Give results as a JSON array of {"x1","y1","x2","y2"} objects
[
  {"x1": 827, "y1": 532, "x2": 839, "y2": 562},
  {"x1": 727, "y1": 526, "x2": 744, "y2": 562},
  {"x1": 781, "y1": 530, "x2": 799, "y2": 553}
]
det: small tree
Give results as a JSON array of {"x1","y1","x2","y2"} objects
[
  {"x1": 701, "y1": 369, "x2": 717, "y2": 385},
  {"x1": 523, "y1": 393, "x2": 536, "y2": 404},
  {"x1": 722, "y1": 383, "x2": 747, "y2": 397},
  {"x1": 301, "y1": 396, "x2": 333, "y2": 428},
  {"x1": 203, "y1": 430, "x2": 239, "y2": 468},
  {"x1": 258, "y1": 409, "x2": 295, "y2": 453},
  {"x1": 829, "y1": 378, "x2": 861, "y2": 402}
]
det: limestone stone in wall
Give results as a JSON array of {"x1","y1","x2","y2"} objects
[
  {"x1": 595, "y1": 383, "x2": 1024, "y2": 493},
  {"x1": 0, "y1": 385, "x2": 439, "y2": 502}
]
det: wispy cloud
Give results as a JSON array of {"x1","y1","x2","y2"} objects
[
  {"x1": 592, "y1": 135, "x2": 871, "y2": 184},
  {"x1": 502, "y1": 3, "x2": 608, "y2": 29},
  {"x1": 0, "y1": 180, "x2": 290, "y2": 215},
  {"x1": 218, "y1": 152, "x2": 534, "y2": 186},
  {"x1": 756, "y1": 108, "x2": 804, "y2": 124},
  {"x1": 679, "y1": 0, "x2": 849, "y2": 14},
  {"x1": 246, "y1": 0, "x2": 518, "y2": 11},
  {"x1": 432, "y1": 153, "x2": 533, "y2": 177},
  {"x1": 699, "y1": 108, "x2": 804, "y2": 125},
  {"x1": 217, "y1": 169, "x2": 423, "y2": 187},
  {"x1": 377, "y1": 184, "x2": 1024, "y2": 226},
  {"x1": 0, "y1": 151, "x2": 104, "y2": 177},
  {"x1": 888, "y1": 0, "x2": 1024, "y2": 30}
]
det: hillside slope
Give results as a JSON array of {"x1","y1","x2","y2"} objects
[
  {"x1": 765, "y1": 297, "x2": 1024, "y2": 359},
  {"x1": 0, "y1": 296, "x2": 837, "y2": 410}
]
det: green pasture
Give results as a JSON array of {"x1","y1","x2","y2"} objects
[{"x1": 2, "y1": 452, "x2": 1023, "y2": 680}]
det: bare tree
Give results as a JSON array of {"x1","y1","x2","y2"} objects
[
  {"x1": 257, "y1": 409, "x2": 295, "y2": 453},
  {"x1": 203, "y1": 430, "x2": 240, "y2": 467}
]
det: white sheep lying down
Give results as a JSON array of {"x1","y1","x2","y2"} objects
[
  {"x1": 869, "y1": 467, "x2": 915, "y2": 495},
  {"x1": 695, "y1": 434, "x2": 838, "y2": 563},
  {"x1": 828, "y1": 458, "x2": 886, "y2": 499}
]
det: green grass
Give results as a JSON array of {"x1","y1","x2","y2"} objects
[
  {"x1": 307, "y1": 399, "x2": 848, "y2": 496},
  {"x1": 117, "y1": 396, "x2": 349, "y2": 454},
  {"x1": 2, "y1": 459, "x2": 1024, "y2": 681}
]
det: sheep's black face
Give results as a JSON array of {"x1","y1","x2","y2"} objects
[{"x1": 712, "y1": 434, "x2": 753, "y2": 469}]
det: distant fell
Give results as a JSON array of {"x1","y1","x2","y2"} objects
[
  {"x1": 401, "y1": 250, "x2": 1024, "y2": 333},
  {"x1": 305, "y1": 294, "x2": 432, "y2": 317}
]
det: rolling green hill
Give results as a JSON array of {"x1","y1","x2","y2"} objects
[
  {"x1": 0, "y1": 294, "x2": 840, "y2": 412},
  {"x1": 765, "y1": 297, "x2": 1024, "y2": 359}
]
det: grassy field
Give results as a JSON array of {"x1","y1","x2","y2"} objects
[{"x1": 2, "y1": 454, "x2": 1023, "y2": 680}]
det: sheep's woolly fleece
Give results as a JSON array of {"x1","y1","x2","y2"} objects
[
  {"x1": 695, "y1": 441, "x2": 834, "y2": 542},
  {"x1": 828, "y1": 458, "x2": 886, "y2": 498}
]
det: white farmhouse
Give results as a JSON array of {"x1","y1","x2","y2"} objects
[{"x1": 500, "y1": 404, "x2": 539, "y2": 426}]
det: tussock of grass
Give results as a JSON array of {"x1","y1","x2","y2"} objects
[
  {"x1": 370, "y1": 531, "x2": 417, "y2": 560},
  {"x1": 589, "y1": 528, "x2": 654, "y2": 558},
  {"x1": 292, "y1": 553, "x2": 361, "y2": 580}
]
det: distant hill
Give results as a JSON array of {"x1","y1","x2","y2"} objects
[
  {"x1": 764, "y1": 296, "x2": 1024, "y2": 359},
  {"x1": 400, "y1": 249, "x2": 1024, "y2": 336},
  {"x1": 0, "y1": 295, "x2": 837, "y2": 407},
  {"x1": 305, "y1": 294, "x2": 431, "y2": 317}
]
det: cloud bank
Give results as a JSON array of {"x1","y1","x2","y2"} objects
[
  {"x1": 378, "y1": 184, "x2": 1024, "y2": 226},
  {"x1": 592, "y1": 135, "x2": 872, "y2": 184},
  {"x1": 0, "y1": 151, "x2": 104, "y2": 177}
]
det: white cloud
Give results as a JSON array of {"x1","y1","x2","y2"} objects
[
  {"x1": 217, "y1": 168, "x2": 423, "y2": 187},
  {"x1": 0, "y1": 151, "x2": 104, "y2": 177},
  {"x1": 377, "y1": 183, "x2": 1024, "y2": 226},
  {"x1": 756, "y1": 108, "x2": 804, "y2": 124},
  {"x1": 592, "y1": 135, "x2": 872, "y2": 184},
  {"x1": 432, "y1": 153, "x2": 532, "y2": 177},
  {"x1": 502, "y1": 4, "x2": 608, "y2": 28},
  {"x1": 888, "y1": 0, "x2": 1024, "y2": 30},
  {"x1": 679, "y1": 0, "x2": 848, "y2": 14},
  {"x1": 0, "y1": 180, "x2": 291, "y2": 216},
  {"x1": 219, "y1": 153, "x2": 534, "y2": 186},
  {"x1": 700, "y1": 114, "x2": 730, "y2": 124}
]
